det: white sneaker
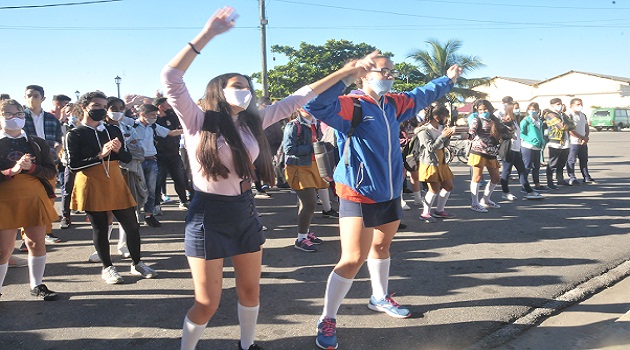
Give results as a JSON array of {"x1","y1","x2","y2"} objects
[
  {"x1": 480, "y1": 198, "x2": 501, "y2": 209},
  {"x1": 117, "y1": 244, "x2": 131, "y2": 259},
  {"x1": 502, "y1": 193, "x2": 518, "y2": 201},
  {"x1": 525, "y1": 192, "x2": 544, "y2": 200},
  {"x1": 88, "y1": 251, "x2": 101, "y2": 263},
  {"x1": 470, "y1": 204, "x2": 489, "y2": 213},
  {"x1": 131, "y1": 261, "x2": 157, "y2": 279},
  {"x1": 102, "y1": 266, "x2": 124, "y2": 284},
  {"x1": 401, "y1": 202, "x2": 411, "y2": 211}
]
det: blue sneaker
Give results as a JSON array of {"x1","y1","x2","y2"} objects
[
  {"x1": 316, "y1": 317, "x2": 338, "y2": 349},
  {"x1": 367, "y1": 293, "x2": 411, "y2": 319}
]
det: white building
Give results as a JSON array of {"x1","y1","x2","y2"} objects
[{"x1": 471, "y1": 71, "x2": 630, "y2": 116}]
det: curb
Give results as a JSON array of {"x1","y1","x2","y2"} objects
[{"x1": 465, "y1": 259, "x2": 630, "y2": 350}]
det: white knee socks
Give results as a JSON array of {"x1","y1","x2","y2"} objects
[
  {"x1": 470, "y1": 181, "x2": 480, "y2": 206},
  {"x1": 238, "y1": 303, "x2": 259, "y2": 350},
  {"x1": 321, "y1": 272, "x2": 353, "y2": 319},
  {"x1": 483, "y1": 182, "x2": 497, "y2": 201},
  {"x1": 422, "y1": 192, "x2": 437, "y2": 216},
  {"x1": 0, "y1": 262, "x2": 8, "y2": 295},
  {"x1": 28, "y1": 254, "x2": 46, "y2": 289},
  {"x1": 436, "y1": 189, "x2": 451, "y2": 212},
  {"x1": 317, "y1": 188, "x2": 332, "y2": 212},
  {"x1": 181, "y1": 315, "x2": 208, "y2": 350},
  {"x1": 367, "y1": 257, "x2": 390, "y2": 300}
]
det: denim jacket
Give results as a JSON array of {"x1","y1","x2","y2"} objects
[{"x1": 282, "y1": 116, "x2": 318, "y2": 166}]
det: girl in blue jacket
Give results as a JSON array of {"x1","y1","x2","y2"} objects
[{"x1": 304, "y1": 52, "x2": 461, "y2": 350}]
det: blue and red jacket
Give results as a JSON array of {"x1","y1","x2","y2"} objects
[{"x1": 304, "y1": 77, "x2": 454, "y2": 203}]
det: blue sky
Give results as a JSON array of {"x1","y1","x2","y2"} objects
[{"x1": 1, "y1": 0, "x2": 629, "y2": 110}]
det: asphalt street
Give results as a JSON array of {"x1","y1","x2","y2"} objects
[{"x1": 1, "y1": 129, "x2": 628, "y2": 350}]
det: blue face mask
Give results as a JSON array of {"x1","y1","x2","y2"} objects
[
  {"x1": 368, "y1": 78, "x2": 394, "y2": 96},
  {"x1": 479, "y1": 112, "x2": 489, "y2": 118}
]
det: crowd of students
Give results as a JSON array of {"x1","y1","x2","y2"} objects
[{"x1": 0, "y1": 6, "x2": 598, "y2": 350}]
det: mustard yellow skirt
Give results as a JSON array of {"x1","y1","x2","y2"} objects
[
  {"x1": 467, "y1": 153, "x2": 500, "y2": 169},
  {"x1": 418, "y1": 149, "x2": 454, "y2": 183},
  {"x1": 72, "y1": 160, "x2": 137, "y2": 212},
  {"x1": 285, "y1": 161, "x2": 329, "y2": 190},
  {"x1": 0, "y1": 174, "x2": 58, "y2": 230}
]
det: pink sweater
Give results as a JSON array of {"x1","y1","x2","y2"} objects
[{"x1": 161, "y1": 66, "x2": 316, "y2": 196}]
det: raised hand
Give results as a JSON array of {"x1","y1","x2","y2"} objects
[{"x1": 203, "y1": 6, "x2": 236, "y2": 37}]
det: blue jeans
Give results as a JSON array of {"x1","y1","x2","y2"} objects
[
  {"x1": 521, "y1": 147, "x2": 541, "y2": 186},
  {"x1": 567, "y1": 144, "x2": 592, "y2": 181},
  {"x1": 142, "y1": 158, "x2": 158, "y2": 214}
]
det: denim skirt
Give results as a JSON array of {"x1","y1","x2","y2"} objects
[
  {"x1": 339, "y1": 197, "x2": 403, "y2": 228},
  {"x1": 185, "y1": 190, "x2": 265, "y2": 260}
]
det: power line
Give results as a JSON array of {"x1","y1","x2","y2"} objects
[{"x1": 0, "y1": 0, "x2": 121, "y2": 10}]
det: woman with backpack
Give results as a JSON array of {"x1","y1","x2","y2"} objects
[
  {"x1": 468, "y1": 99, "x2": 511, "y2": 213},
  {"x1": 415, "y1": 104, "x2": 456, "y2": 222},
  {"x1": 304, "y1": 52, "x2": 461, "y2": 349},
  {"x1": 283, "y1": 108, "x2": 337, "y2": 252}
]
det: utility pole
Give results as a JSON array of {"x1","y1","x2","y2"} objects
[{"x1": 259, "y1": 0, "x2": 269, "y2": 98}]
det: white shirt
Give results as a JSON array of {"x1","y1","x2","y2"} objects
[
  {"x1": 568, "y1": 111, "x2": 588, "y2": 145},
  {"x1": 30, "y1": 109, "x2": 46, "y2": 139}
]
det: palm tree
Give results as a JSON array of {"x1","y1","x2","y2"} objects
[{"x1": 409, "y1": 38, "x2": 490, "y2": 107}]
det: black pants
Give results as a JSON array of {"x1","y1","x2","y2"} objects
[
  {"x1": 546, "y1": 147, "x2": 569, "y2": 185},
  {"x1": 86, "y1": 208, "x2": 141, "y2": 267},
  {"x1": 155, "y1": 154, "x2": 189, "y2": 205},
  {"x1": 61, "y1": 166, "x2": 76, "y2": 218}
]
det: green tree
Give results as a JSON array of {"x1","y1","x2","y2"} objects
[
  {"x1": 252, "y1": 39, "x2": 392, "y2": 98},
  {"x1": 409, "y1": 38, "x2": 490, "y2": 106}
]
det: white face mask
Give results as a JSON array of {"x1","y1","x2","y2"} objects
[
  {"x1": 573, "y1": 105, "x2": 583, "y2": 112},
  {"x1": 108, "y1": 111, "x2": 124, "y2": 121},
  {"x1": 223, "y1": 88, "x2": 252, "y2": 110},
  {"x1": 2, "y1": 117, "x2": 26, "y2": 131}
]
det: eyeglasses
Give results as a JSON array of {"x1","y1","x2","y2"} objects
[
  {"x1": 370, "y1": 68, "x2": 400, "y2": 78},
  {"x1": 2, "y1": 112, "x2": 26, "y2": 119}
]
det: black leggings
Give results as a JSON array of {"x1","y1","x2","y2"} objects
[{"x1": 86, "y1": 207, "x2": 141, "y2": 267}]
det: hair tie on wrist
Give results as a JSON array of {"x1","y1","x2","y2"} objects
[{"x1": 188, "y1": 42, "x2": 201, "y2": 55}]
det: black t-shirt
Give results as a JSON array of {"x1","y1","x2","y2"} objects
[{"x1": 155, "y1": 111, "x2": 181, "y2": 157}]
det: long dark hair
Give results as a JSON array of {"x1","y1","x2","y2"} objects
[
  {"x1": 473, "y1": 99, "x2": 502, "y2": 141},
  {"x1": 197, "y1": 73, "x2": 275, "y2": 185}
]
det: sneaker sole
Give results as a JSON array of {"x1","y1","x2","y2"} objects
[
  {"x1": 315, "y1": 339, "x2": 338, "y2": 350},
  {"x1": 294, "y1": 245, "x2": 317, "y2": 252},
  {"x1": 367, "y1": 303, "x2": 411, "y2": 319}
]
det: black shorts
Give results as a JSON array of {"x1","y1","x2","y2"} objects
[
  {"x1": 339, "y1": 197, "x2": 403, "y2": 228},
  {"x1": 184, "y1": 190, "x2": 265, "y2": 260}
]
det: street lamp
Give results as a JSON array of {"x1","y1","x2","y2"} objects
[
  {"x1": 114, "y1": 76, "x2": 121, "y2": 98},
  {"x1": 74, "y1": 90, "x2": 80, "y2": 101}
]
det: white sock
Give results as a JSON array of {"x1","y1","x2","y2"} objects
[
  {"x1": 470, "y1": 181, "x2": 480, "y2": 206},
  {"x1": 422, "y1": 192, "x2": 437, "y2": 216},
  {"x1": 238, "y1": 303, "x2": 259, "y2": 350},
  {"x1": 436, "y1": 189, "x2": 451, "y2": 212},
  {"x1": 318, "y1": 188, "x2": 332, "y2": 212},
  {"x1": 181, "y1": 315, "x2": 207, "y2": 350},
  {"x1": 321, "y1": 272, "x2": 354, "y2": 319},
  {"x1": 367, "y1": 257, "x2": 390, "y2": 300},
  {"x1": 413, "y1": 191, "x2": 422, "y2": 204},
  {"x1": 28, "y1": 254, "x2": 46, "y2": 289},
  {"x1": 118, "y1": 222, "x2": 127, "y2": 248},
  {"x1": 297, "y1": 233, "x2": 308, "y2": 241},
  {"x1": 483, "y1": 182, "x2": 498, "y2": 201},
  {"x1": 0, "y1": 262, "x2": 8, "y2": 295}
]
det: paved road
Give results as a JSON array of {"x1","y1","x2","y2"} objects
[{"x1": 1, "y1": 130, "x2": 628, "y2": 350}]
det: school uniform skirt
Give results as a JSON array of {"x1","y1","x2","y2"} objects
[
  {"x1": 71, "y1": 160, "x2": 137, "y2": 212},
  {"x1": 185, "y1": 190, "x2": 265, "y2": 260},
  {"x1": 467, "y1": 153, "x2": 500, "y2": 169},
  {"x1": 418, "y1": 149, "x2": 454, "y2": 183},
  {"x1": 285, "y1": 161, "x2": 329, "y2": 190},
  {"x1": 0, "y1": 174, "x2": 58, "y2": 230}
]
